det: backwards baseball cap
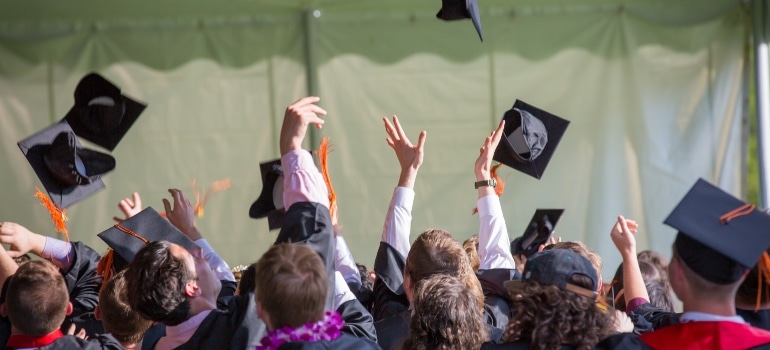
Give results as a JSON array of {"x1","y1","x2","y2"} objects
[
  {"x1": 64, "y1": 73, "x2": 147, "y2": 151},
  {"x1": 436, "y1": 0, "x2": 483, "y2": 41},
  {"x1": 510, "y1": 209, "x2": 564, "y2": 258},
  {"x1": 493, "y1": 100, "x2": 570, "y2": 179},
  {"x1": 98, "y1": 207, "x2": 198, "y2": 271},
  {"x1": 17, "y1": 120, "x2": 113, "y2": 208},
  {"x1": 665, "y1": 178, "x2": 770, "y2": 284},
  {"x1": 504, "y1": 249, "x2": 598, "y2": 300},
  {"x1": 249, "y1": 159, "x2": 286, "y2": 230}
]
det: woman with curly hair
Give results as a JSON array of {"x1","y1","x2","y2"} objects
[
  {"x1": 482, "y1": 249, "x2": 614, "y2": 350},
  {"x1": 400, "y1": 274, "x2": 488, "y2": 350}
]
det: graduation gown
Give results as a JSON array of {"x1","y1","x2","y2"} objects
[
  {"x1": 476, "y1": 268, "x2": 521, "y2": 329},
  {"x1": 596, "y1": 322, "x2": 770, "y2": 350},
  {"x1": 739, "y1": 308, "x2": 770, "y2": 331},
  {"x1": 277, "y1": 333, "x2": 381, "y2": 349},
  {"x1": 38, "y1": 334, "x2": 123, "y2": 350},
  {"x1": 374, "y1": 309, "x2": 503, "y2": 350}
]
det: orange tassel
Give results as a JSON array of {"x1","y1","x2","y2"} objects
[
  {"x1": 318, "y1": 138, "x2": 337, "y2": 220},
  {"x1": 472, "y1": 163, "x2": 506, "y2": 215},
  {"x1": 34, "y1": 187, "x2": 69, "y2": 241},
  {"x1": 756, "y1": 252, "x2": 770, "y2": 311},
  {"x1": 191, "y1": 178, "x2": 232, "y2": 218},
  {"x1": 96, "y1": 249, "x2": 115, "y2": 289}
]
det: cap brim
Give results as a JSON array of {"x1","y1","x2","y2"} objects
[
  {"x1": 494, "y1": 100, "x2": 570, "y2": 179},
  {"x1": 664, "y1": 178, "x2": 770, "y2": 268},
  {"x1": 98, "y1": 207, "x2": 198, "y2": 264},
  {"x1": 249, "y1": 159, "x2": 282, "y2": 219},
  {"x1": 64, "y1": 95, "x2": 146, "y2": 151},
  {"x1": 17, "y1": 120, "x2": 105, "y2": 208}
]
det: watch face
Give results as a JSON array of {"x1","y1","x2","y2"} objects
[{"x1": 490, "y1": 179, "x2": 498, "y2": 187}]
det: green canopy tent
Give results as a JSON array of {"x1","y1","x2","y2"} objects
[{"x1": 0, "y1": 0, "x2": 759, "y2": 281}]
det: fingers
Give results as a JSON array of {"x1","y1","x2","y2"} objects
[
  {"x1": 392, "y1": 115, "x2": 408, "y2": 142},
  {"x1": 112, "y1": 216, "x2": 122, "y2": 223},
  {"x1": 67, "y1": 323, "x2": 77, "y2": 335},
  {"x1": 416, "y1": 130, "x2": 427, "y2": 151},
  {"x1": 131, "y1": 192, "x2": 142, "y2": 208},
  {"x1": 290, "y1": 96, "x2": 321, "y2": 108},
  {"x1": 162, "y1": 198, "x2": 172, "y2": 215},
  {"x1": 490, "y1": 120, "x2": 506, "y2": 148},
  {"x1": 383, "y1": 117, "x2": 399, "y2": 142}
]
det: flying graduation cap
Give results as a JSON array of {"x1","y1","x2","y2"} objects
[
  {"x1": 510, "y1": 209, "x2": 564, "y2": 258},
  {"x1": 436, "y1": 0, "x2": 483, "y2": 41},
  {"x1": 249, "y1": 159, "x2": 286, "y2": 230},
  {"x1": 64, "y1": 73, "x2": 147, "y2": 151},
  {"x1": 493, "y1": 100, "x2": 570, "y2": 179}
]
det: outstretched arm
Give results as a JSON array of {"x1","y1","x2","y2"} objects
[
  {"x1": 610, "y1": 215, "x2": 649, "y2": 310},
  {"x1": 380, "y1": 115, "x2": 426, "y2": 258},
  {"x1": 164, "y1": 189, "x2": 234, "y2": 282},
  {"x1": 475, "y1": 120, "x2": 515, "y2": 270}
]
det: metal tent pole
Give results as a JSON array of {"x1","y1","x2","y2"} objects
[{"x1": 754, "y1": 0, "x2": 770, "y2": 208}]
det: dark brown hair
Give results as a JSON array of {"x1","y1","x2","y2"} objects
[
  {"x1": 6, "y1": 260, "x2": 69, "y2": 335},
  {"x1": 255, "y1": 244, "x2": 326, "y2": 329},
  {"x1": 463, "y1": 234, "x2": 481, "y2": 272},
  {"x1": 404, "y1": 229, "x2": 484, "y2": 308},
  {"x1": 99, "y1": 270, "x2": 153, "y2": 344},
  {"x1": 124, "y1": 241, "x2": 193, "y2": 326},
  {"x1": 504, "y1": 274, "x2": 613, "y2": 350},
  {"x1": 401, "y1": 274, "x2": 488, "y2": 350}
]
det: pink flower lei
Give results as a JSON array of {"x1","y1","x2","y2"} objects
[{"x1": 256, "y1": 311, "x2": 344, "y2": 350}]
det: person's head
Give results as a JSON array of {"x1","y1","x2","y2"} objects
[
  {"x1": 645, "y1": 279, "x2": 675, "y2": 312},
  {"x1": 401, "y1": 274, "x2": 488, "y2": 350},
  {"x1": 609, "y1": 260, "x2": 668, "y2": 311},
  {"x1": 463, "y1": 234, "x2": 481, "y2": 272},
  {"x1": 2, "y1": 260, "x2": 71, "y2": 336},
  {"x1": 404, "y1": 229, "x2": 483, "y2": 307},
  {"x1": 545, "y1": 241, "x2": 603, "y2": 291},
  {"x1": 96, "y1": 270, "x2": 153, "y2": 345},
  {"x1": 503, "y1": 249, "x2": 613, "y2": 349},
  {"x1": 669, "y1": 237, "x2": 747, "y2": 305},
  {"x1": 254, "y1": 243, "x2": 326, "y2": 330},
  {"x1": 125, "y1": 240, "x2": 219, "y2": 326},
  {"x1": 357, "y1": 263, "x2": 373, "y2": 292}
]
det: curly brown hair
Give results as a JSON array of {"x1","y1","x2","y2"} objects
[
  {"x1": 504, "y1": 274, "x2": 613, "y2": 350},
  {"x1": 400, "y1": 274, "x2": 488, "y2": 350}
]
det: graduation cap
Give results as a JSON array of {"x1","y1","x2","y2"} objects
[
  {"x1": 17, "y1": 120, "x2": 113, "y2": 208},
  {"x1": 493, "y1": 100, "x2": 570, "y2": 179},
  {"x1": 510, "y1": 209, "x2": 564, "y2": 258},
  {"x1": 249, "y1": 159, "x2": 286, "y2": 230},
  {"x1": 504, "y1": 249, "x2": 598, "y2": 300},
  {"x1": 98, "y1": 207, "x2": 198, "y2": 271},
  {"x1": 665, "y1": 178, "x2": 770, "y2": 284},
  {"x1": 436, "y1": 0, "x2": 483, "y2": 42},
  {"x1": 64, "y1": 73, "x2": 147, "y2": 151}
]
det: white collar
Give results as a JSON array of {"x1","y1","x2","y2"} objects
[{"x1": 679, "y1": 311, "x2": 745, "y2": 324}]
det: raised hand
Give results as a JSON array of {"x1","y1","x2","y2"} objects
[
  {"x1": 280, "y1": 96, "x2": 327, "y2": 156},
  {"x1": 610, "y1": 215, "x2": 639, "y2": 258},
  {"x1": 163, "y1": 189, "x2": 202, "y2": 240},
  {"x1": 0, "y1": 222, "x2": 46, "y2": 258},
  {"x1": 383, "y1": 115, "x2": 427, "y2": 189},
  {"x1": 113, "y1": 192, "x2": 143, "y2": 223}
]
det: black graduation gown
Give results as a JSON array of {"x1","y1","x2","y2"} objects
[
  {"x1": 37, "y1": 334, "x2": 123, "y2": 350},
  {"x1": 481, "y1": 340, "x2": 581, "y2": 350},
  {"x1": 59, "y1": 242, "x2": 106, "y2": 338},
  {"x1": 477, "y1": 268, "x2": 520, "y2": 329},
  {"x1": 277, "y1": 333, "x2": 381, "y2": 350},
  {"x1": 739, "y1": 308, "x2": 770, "y2": 331},
  {"x1": 374, "y1": 309, "x2": 503, "y2": 350}
]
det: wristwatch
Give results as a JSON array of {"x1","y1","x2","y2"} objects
[{"x1": 474, "y1": 179, "x2": 498, "y2": 189}]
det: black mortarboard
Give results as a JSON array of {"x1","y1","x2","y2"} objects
[
  {"x1": 64, "y1": 73, "x2": 147, "y2": 151},
  {"x1": 98, "y1": 207, "x2": 198, "y2": 270},
  {"x1": 510, "y1": 209, "x2": 564, "y2": 258},
  {"x1": 436, "y1": 0, "x2": 483, "y2": 42},
  {"x1": 17, "y1": 120, "x2": 114, "y2": 208},
  {"x1": 665, "y1": 178, "x2": 770, "y2": 284},
  {"x1": 493, "y1": 100, "x2": 570, "y2": 179},
  {"x1": 249, "y1": 159, "x2": 286, "y2": 230}
]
